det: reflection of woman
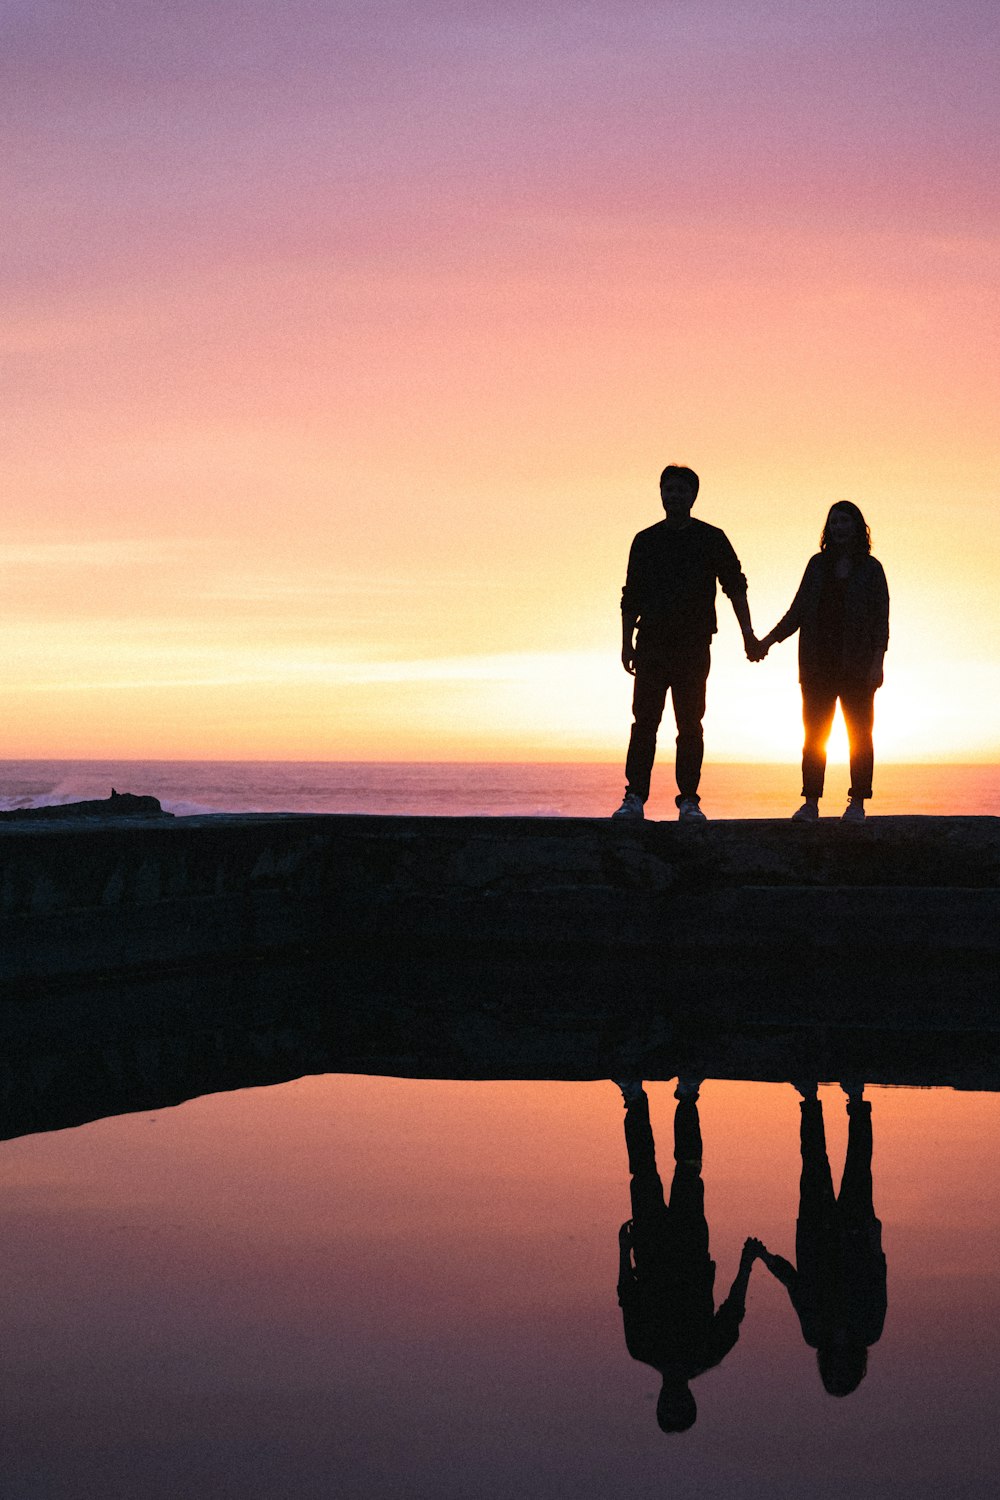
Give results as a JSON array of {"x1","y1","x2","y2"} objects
[
  {"x1": 756, "y1": 1084, "x2": 887, "y2": 1397},
  {"x1": 758, "y1": 503, "x2": 889, "y2": 822}
]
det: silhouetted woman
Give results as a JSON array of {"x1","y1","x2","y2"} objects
[
  {"x1": 755, "y1": 1083, "x2": 887, "y2": 1397},
  {"x1": 758, "y1": 502, "x2": 889, "y2": 822}
]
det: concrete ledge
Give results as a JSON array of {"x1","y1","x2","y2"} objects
[
  {"x1": 0, "y1": 805, "x2": 997, "y2": 1139},
  {"x1": 1, "y1": 810, "x2": 997, "y2": 1021}
]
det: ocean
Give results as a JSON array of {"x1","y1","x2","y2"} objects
[{"x1": 0, "y1": 758, "x2": 997, "y2": 819}]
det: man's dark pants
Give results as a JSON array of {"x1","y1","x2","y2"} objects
[
  {"x1": 625, "y1": 643, "x2": 711, "y2": 807},
  {"x1": 624, "y1": 1092, "x2": 710, "y2": 1278},
  {"x1": 800, "y1": 679, "x2": 875, "y2": 801}
]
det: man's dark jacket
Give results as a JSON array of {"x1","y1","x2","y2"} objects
[
  {"x1": 621, "y1": 518, "x2": 748, "y2": 650},
  {"x1": 618, "y1": 1254, "x2": 747, "y2": 1381}
]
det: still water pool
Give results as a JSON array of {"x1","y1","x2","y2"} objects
[{"x1": 2, "y1": 1075, "x2": 998, "y2": 1499}]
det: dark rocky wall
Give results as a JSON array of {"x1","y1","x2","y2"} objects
[
  {"x1": 2, "y1": 812, "x2": 997, "y2": 1009},
  {"x1": 1, "y1": 808, "x2": 998, "y2": 1139}
]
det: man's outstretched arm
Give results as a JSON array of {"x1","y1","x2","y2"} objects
[
  {"x1": 714, "y1": 533, "x2": 760, "y2": 660},
  {"x1": 704, "y1": 1238, "x2": 762, "y2": 1367},
  {"x1": 717, "y1": 1236, "x2": 761, "y2": 1321},
  {"x1": 729, "y1": 590, "x2": 763, "y2": 660}
]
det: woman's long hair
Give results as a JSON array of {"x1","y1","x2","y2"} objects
[{"x1": 820, "y1": 501, "x2": 872, "y2": 560}]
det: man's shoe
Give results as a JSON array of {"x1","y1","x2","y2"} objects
[
  {"x1": 792, "y1": 801, "x2": 819, "y2": 822},
  {"x1": 678, "y1": 798, "x2": 707, "y2": 823},
  {"x1": 842, "y1": 799, "x2": 866, "y2": 823},
  {"x1": 612, "y1": 792, "x2": 644, "y2": 820}
]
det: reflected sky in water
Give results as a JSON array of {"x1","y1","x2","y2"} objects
[{"x1": 2, "y1": 1077, "x2": 999, "y2": 1498}]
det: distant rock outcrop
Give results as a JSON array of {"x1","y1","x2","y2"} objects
[{"x1": 0, "y1": 790, "x2": 168, "y2": 822}]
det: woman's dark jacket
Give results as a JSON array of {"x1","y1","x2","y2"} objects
[{"x1": 773, "y1": 553, "x2": 889, "y2": 685}]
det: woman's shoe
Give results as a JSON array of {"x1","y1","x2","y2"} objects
[{"x1": 792, "y1": 801, "x2": 819, "y2": 821}]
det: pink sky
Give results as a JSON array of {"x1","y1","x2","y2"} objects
[{"x1": 4, "y1": 1, "x2": 999, "y2": 759}]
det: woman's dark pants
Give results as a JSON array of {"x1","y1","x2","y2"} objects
[{"x1": 800, "y1": 679, "x2": 875, "y2": 801}]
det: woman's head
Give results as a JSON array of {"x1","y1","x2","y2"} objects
[{"x1": 820, "y1": 501, "x2": 871, "y2": 559}]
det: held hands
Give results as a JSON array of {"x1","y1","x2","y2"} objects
[
  {"x1": 745, "y1": 634, "x2": 769, "y2": 663},
  {"x1": 624, "y1": 629, "x2": 779, "y2": 668}
]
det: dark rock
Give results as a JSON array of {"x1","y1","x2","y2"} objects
[{"x1": 0, "y1": 791, "x2": 168, "y2": 823}]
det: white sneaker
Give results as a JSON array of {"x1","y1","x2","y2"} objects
[
  {"x1": 678, "y1": 798, "x2": 707, "y2": 823},
  {"x1": 612, "y1": 792, "x2": 644, "y2": 820},
  {"x1": 842, "y1": 799, "x2": 866, "y2": 823},
  {"x1": 792, "y1": 801, "x2": 819, "y2": 822}
]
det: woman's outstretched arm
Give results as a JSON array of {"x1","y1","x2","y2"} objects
[
  {"x1": 756, "y1": 556, "x2": 819, "y2": 658},
  {"x1": 755, "y1": 1242, "x2": 798, "y2": 1292}
]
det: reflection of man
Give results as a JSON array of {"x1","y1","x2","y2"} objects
[
  {"x1": 756, "y1": 1083, "x2": 887, "y2": 1396},
  {"x1": 615, "y1": 1079, "x2": 759, "y2": 1431},
  {"x1": 613, "y1": 464, "x2": 759, "y2": 822}
]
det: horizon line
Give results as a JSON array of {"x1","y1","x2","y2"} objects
[{"x1": 0, "y1": 756, "x2": 997, "y2": 769}]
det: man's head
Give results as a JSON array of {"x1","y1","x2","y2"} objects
[
  {"x1": 659, "y1": 465, "x2": 699, "y2": 530},
  {"x1": 817, "y1": 1341, "x2": 868, "y2": 1396},
  {"x1": 656, "y1": 1379, "x2": 698, "y2": 1432}
]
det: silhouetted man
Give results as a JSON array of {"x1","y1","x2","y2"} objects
[
  {"x1": 755, "y1": 1083, "x2": 887, "y2": 1396},
  {"x1": 615, "y1": 1080, "x2": 759, "y2": 1431},
  {"x1": 613, "y1": 464, "x2": 759, "y2": 821}
]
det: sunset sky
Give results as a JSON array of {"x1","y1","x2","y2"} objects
[{"x1": 5, "y1": 0, "x2": 999, "y2": 762}]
